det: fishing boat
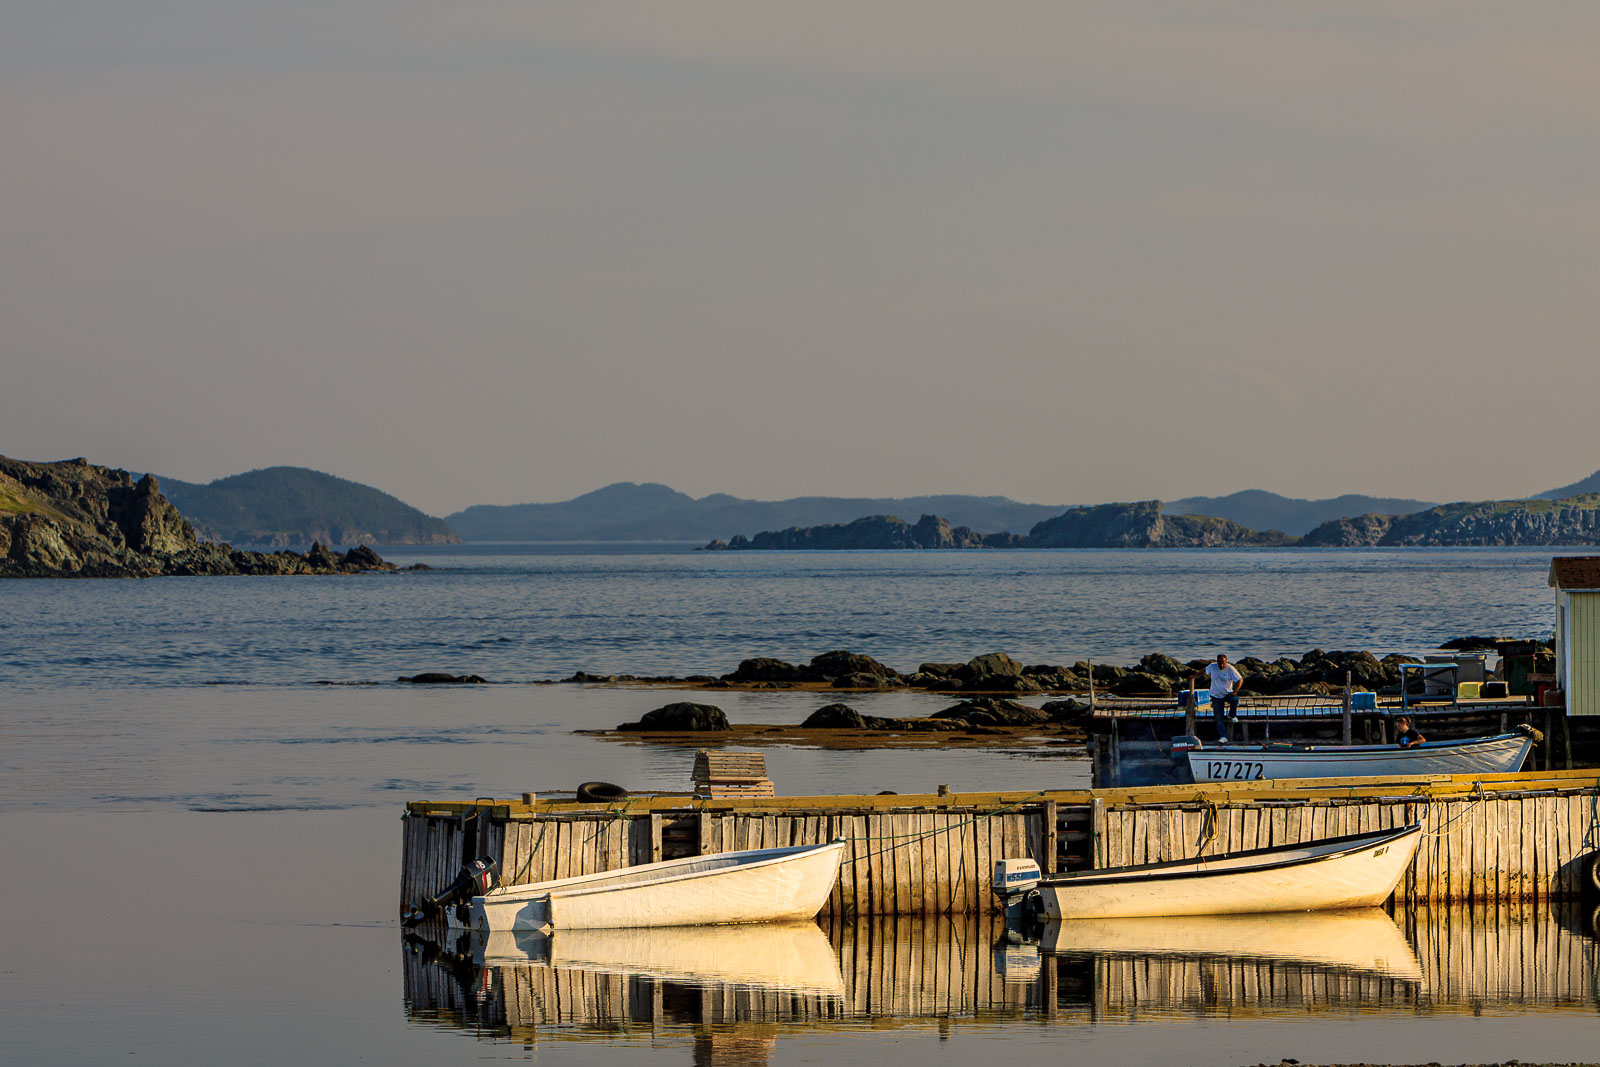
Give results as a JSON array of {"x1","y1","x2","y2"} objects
[
  {"x1": 1178, "y1": 728, "x2": 1536, "y2": 782},
  {"x1": 475, "y1": 920, "x2": 847, "y2": 996},
  {"x1": 1029, "y1": 823, "x2": 1422, "y2": 919},
  {"x1": 471, "y1": 838, "x2": 847, "y2": 932}
]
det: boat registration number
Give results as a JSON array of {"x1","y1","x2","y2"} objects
[{"x1": 1204, "y1": 760, "x2": 1265, "y2": 780}]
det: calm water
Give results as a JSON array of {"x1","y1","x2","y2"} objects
[{"x1": 1, "y1": 546, "x2": 1595, "y2": 1064}]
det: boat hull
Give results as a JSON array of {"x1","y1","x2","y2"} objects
[
  {"x1": 1185, "y1": 733, "x2": 1533, "y2": 782},
  {"x1": 1041, "y1": 824, "x2": 1422, "y2": 920},
  {"x1": 473, "y1": 840, "x2": 846, "y2": 932}
]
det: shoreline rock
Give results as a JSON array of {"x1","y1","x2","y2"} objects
[{"x1": 562, "y1": 637, "x2": 1551, "y2": 697}]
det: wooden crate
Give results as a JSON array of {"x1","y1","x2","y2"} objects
[{"x1": 693, "y1": 750, "x2": 775, "y2": 798}]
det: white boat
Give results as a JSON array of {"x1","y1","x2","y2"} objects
[
  {"x1": 1040, "y1": 823, "x2": 1422, "y2": 919},
  {"x1": 471, "y1": 839, "x2": 847, "y2": 932},
  {"x1": 1180, "y1": 730, "x2": 1534, "y2": 782},
  {"x1": 1040, "y1": 909, "x2": 1424, "y2": 980},
  {"x1": 475, "y1": 920, "x2": 847, "y2": 996}
]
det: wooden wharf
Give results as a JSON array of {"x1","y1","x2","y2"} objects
[{"x1": 402, "y1": 769, "x2": 1600, "y2": 918}]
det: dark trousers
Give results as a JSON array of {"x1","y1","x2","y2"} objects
[{"x1": 1211, "y1": 692, "x2": 1239, "y2": 735}]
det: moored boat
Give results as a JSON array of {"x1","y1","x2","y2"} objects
[
  {"x1": 471, "y1": 839, "x2": 847, "y2": 932},
  {"x1": 1036, "y1": 823, "x2": 1422, "y2": 919},
  {"x1": 1179, "y1": 729, "x2": 1535, "y2": 782}
]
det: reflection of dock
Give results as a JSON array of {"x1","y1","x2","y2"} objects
[{"x1": 402, "y1": 904, "x2": 1600, "y2": 1052}]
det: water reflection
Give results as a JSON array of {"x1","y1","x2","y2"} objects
[{"x1": 403, "y1": 905, "x2": 1600, "y2": 1061}]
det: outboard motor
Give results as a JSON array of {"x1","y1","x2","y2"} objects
[
  {"x1": 402, "y1": 857, "x2": 499, "y2": 928},
  {"x1": 992, "y1": 857, "x2": 1042, "y2": 929}
]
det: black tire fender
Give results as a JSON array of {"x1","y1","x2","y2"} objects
[{"x1": 575, "y1": 781, "x2": 629, "y2": 804}]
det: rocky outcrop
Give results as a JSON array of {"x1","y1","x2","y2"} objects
[
  {"x1": 1301, "y1": 496, "x2": 1600, "y2": 547},
  {"x1": 0, "y1": 456, "x2": 414, "y2": 578},
  {"x1": 705, "y1": 501, "x2": 1291, "y2": 551},
  {"x1": 702, "y1": 513, "x2": 1016, "y2": 551},
  {"x1": 931, "y1": 697, "x2": 1052, "y2": 726},
  {"x1": 800, "y1": 703, "x2": 869, "y2": 729},
  {"x1": 617, "y1": 702, "x2": 731, "y2": 731},
  {"x1": 1023, "y1": 501, "x2": 1292, "y2": 547}
]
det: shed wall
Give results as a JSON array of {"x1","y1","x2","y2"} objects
[{"x1": 1569, "y1": 592, "x2": 1600, "y2": 717}]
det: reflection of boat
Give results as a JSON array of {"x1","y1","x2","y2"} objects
[
  {"x1": 1181, "y1": 731, "x2": 1534, "y2": 781},
  {"x1": 1040, "y1": 909, "x2": 1423, "y2": 980},
  {"x1": 1041, "y1": 824, "x2": 1422, "y2": 919},
  {"x1": 472, "y1": 840, "x2": 847, "y2": 932},
  {"x1": 478, "y1": 921, "x2": 846, "y2": 996}
]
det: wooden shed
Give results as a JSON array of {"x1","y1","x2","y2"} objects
[{"x1": 1548, "y1": 556, "x2": 1600, "y2": 717}]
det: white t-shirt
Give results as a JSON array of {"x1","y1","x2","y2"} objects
[{"x1": 1205, "y1": 662, "x2": 1242, "y2": 698}]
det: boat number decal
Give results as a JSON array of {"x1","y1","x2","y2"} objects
[
  {"x1": 1205, "y1": 761, "x2": 1265, "y2": 780},
  {"x1": 1372, "y1": 846, "x2": 1388, "y2": 857}
]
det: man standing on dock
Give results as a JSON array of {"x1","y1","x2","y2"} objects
[{"x1": 1204, "y1": 653, "x2": 1244, "y2": 743}]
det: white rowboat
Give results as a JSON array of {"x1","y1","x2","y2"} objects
[
  {"x1": 471, "y1": 839, "x2": 847, "y2": 932},
  {"x1": 1040, "y1": 824, "x2": 1422, "y2": 919},
  {"x1": 1182, "y1": 731, "x2": 1534, "y2": 782}
]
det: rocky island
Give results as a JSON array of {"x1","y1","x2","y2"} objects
[
  {"x1": 706, "y1": 496, "x2": 1600, "y2": 550},
  {"x1": 0, "y1": 455, "x2": 417, "y2": 578},
  {"x1": 703, "y1": 501, "x2": 1293, "y2": 550}
]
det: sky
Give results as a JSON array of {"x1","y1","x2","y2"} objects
[{"x1": 2, "y1": 2, "x2": 1596, "y2": 517}]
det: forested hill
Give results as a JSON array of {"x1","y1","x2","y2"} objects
[
  {"x1": 1533, "y1": 469, "x2": 1600, "y2": 500},
  {"x1": 159, "y1": 467, "x2": 458, "y2": 547}
]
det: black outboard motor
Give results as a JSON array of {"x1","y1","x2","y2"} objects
[
  {"x1": 991, "y1": 857, "x2": 1042, "y2": 930},
  {"x1": 402, "y1": 857, "x2": 499, "y2": 928}
]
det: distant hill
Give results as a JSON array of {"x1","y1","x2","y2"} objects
[
  {"x1": 1301, "y1": 495, "x2": 1600, "y2": 546},
  {"x1": 1165, "y1": 490, "x2": 1437, "y2": 537},
  {"x1": 159, "y1": 467, "x2": 458, "y2": 547},
  {"x1": 1533, "y1": 470, "x2": 1600, "y2": 500},
  {"x1": 447, "y1": 483, "x2": 1067, "y2": 542}
]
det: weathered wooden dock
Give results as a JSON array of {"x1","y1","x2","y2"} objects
[{"x1": 402, "y1": 769, "x2": 1600, "y2": 917}]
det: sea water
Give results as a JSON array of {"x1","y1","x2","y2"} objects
[{"x1": 1, "y1": 546, "x2": 1595, "y2": 1065}]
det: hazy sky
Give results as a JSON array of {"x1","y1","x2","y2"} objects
[{"x1": 3, "y1": 3, "x2": 1596, "y2": 516}]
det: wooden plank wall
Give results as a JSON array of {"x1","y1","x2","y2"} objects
[
  {"x1": 402, "y1": 786, "x2": 1600, "y2": 912},
  {"x1": 402, "y1": 805, "x2": 1052, "y2": 915},
  {"x1": 1096, "y1": 788, "x2": 1600, "y2": 905}
]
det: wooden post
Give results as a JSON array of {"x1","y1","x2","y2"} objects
[
  {"x1": 697, "y1": 812, "x2": 713, "y2": 856},
  {"x1": 1184, "y1": 678, "x2": 1197, "y2": 736},
  {"x1": 1042, "y1": 800, "x2": 1058, "y2": 874},
  {"x1": 1087, "y1": 660, "x2": 1095, "y2": 712},
  {"x1": 1561, "y1": 711, "x2": 1573, "y2": 770},
  {"x1": 650, "y1": 813, "x2": 665, "y2": 863},
  {"x1": 1342, "y1": 671, "x2": 1353, "y2": 746},
  {"x1": 1089, "y1": 797, "x2": 1105, "y2": 869}
]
